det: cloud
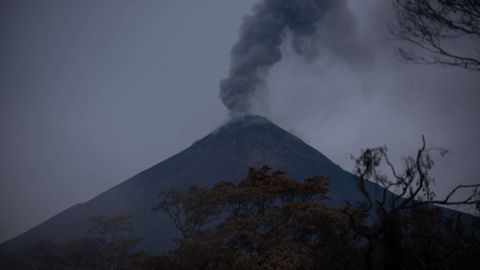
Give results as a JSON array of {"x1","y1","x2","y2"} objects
[{"x1": 260, "y1": 0, "x2": 480, "y2": 212}]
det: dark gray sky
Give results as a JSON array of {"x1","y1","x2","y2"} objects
[{"x1": 1, "y1": 0, "x2": 479, "y2": 243}]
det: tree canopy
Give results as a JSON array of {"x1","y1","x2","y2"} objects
[{"x1": 1, "y1": 142, "x2": 479, "y2": 269}]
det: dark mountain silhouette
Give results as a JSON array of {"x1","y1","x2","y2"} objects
[{"x1": 0, "y1": 115, "x2": 398, "y2": 253}]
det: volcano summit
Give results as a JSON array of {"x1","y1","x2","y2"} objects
[{"x1": 1, "y1": 115, "x2": 382, "y2": 253}]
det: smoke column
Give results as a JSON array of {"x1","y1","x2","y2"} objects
[{"x1": 220, "y1": 0, "x2": 339, "y2": 116}]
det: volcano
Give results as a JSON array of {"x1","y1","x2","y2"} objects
[{"x1": 1, "y1": 115, "x2": 381, "y2": 253}]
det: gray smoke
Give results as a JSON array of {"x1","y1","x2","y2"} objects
[{"x1": 219, "y1": 0, "x2": 340, "y2": 116}]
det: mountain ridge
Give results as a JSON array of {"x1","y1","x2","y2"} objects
[{"x1": 0, "y1": 115, "x2": 386, "y2": 253}]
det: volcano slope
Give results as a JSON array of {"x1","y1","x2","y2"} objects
[{"x1": 0, "y1": 115, "x2": 462, "y2": 253}]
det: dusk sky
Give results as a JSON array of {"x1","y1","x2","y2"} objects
[{"x1": 1, "y1": 0, "x2": 479, "y2": 243}]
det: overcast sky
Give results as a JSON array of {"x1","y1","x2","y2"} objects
[{"x1": 1, "y1": 0, "x2": 479, "y2": 243}]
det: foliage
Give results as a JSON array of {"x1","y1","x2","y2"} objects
[
  {"x1": 2, "y1": 142, "x2": 479, "y2": 269},
  {"x1": 153, "y1": 165, "x2": 365, "y2": 270},
  {"x1": 155, "y1": 141, "x2": 480, "y2": 270},
  {"x1": 0, "y1": 214, "x2": 146, "y2": 270}
]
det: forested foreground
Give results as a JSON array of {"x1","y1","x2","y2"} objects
[{"x1": 1, "y1": 144, "x2": 479, "y2": 270}]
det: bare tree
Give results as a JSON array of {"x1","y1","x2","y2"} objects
[
  {"x1": 344, "y1": 136, "x2": 480, "y2": 270},
  {"x1": 391, "y1": 0, "x2": 480, "y2": 70}
]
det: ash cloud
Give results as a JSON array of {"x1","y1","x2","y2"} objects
[{"x1": 220, "y1": 0, "x2": 348, "y2": 116}]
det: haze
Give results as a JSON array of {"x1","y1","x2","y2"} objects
[{"x1": 1, "y1": 0, "x2": 479, "y2": 243}]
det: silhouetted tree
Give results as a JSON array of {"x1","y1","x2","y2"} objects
[
  {"x1": 391, "y1": 0, "x2": 480, "y2": 70},
  {"x1": 3, "y1": 143, "x2": 479, "y2": 270},
  {"x1": 154, "y1": 166, "x2": 365, "y2": 270},
  {"x1": 0, "y1": 214, "x2": 145, "y2": 270},
  {"x1": 344, "y1": 136, "x2": 480, "y2": 270},
  {"x1": 88, "y1": 213, "x2": 142, "y2": 269},
  {"x1": 152, "y1": 186, "x2": 220, "y2": 244}
]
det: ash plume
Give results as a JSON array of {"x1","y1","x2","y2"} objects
[{"x1": 220, "y1": 0, "x2": 341, "y2": 116}]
